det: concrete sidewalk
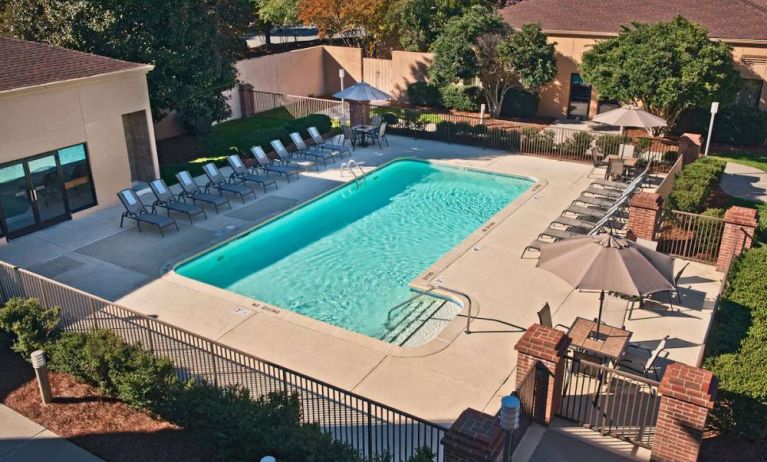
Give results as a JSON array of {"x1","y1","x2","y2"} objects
[
  {"x1": 720, "y1": 162, "x2": 767, "y2": 203},
  {"x1": 0, "y1": 405, "x2": 103, "y2": 462}
]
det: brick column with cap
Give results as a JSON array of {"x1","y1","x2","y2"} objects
[
  {"x1": 651, "y1": 363, "x2": 717, "y2": 462},
  {"x1": 441, "y1": 408, "x2": 503, "y2": 462},
  {"x1": 715, "y1": 206, "x2": 758, "y2": 271},
  {"x1": 514, "y1": 324, "x2": 570, "y2": 425},
  {"x1": 238, "y1": 83, "x2": 255, "y2": 119},
  {"x1": 628, "y1": 192, "x2": 663, "y2": 241},
  {"x1": 677, "y1": 133, "x2": 702, "y2": 165}
]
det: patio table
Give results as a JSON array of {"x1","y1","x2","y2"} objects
[
  {"x1": 567, "y1": 317, "x2": 632, "y2": 364},
  {"x1": 352, "y1": 125, "x2": 377, "y2": 147}
]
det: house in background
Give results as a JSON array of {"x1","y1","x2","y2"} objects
[
  {"x1": 0, "y1": 37, "x2": 157, "y2": 239},
  {"x1": 501, "y1": 0, "x2": 767, "y2": 120}
]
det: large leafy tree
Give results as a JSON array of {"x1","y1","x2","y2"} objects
[
  {"x1": 430, "y1": 7, "x2": 556, "y2": 117},
  {"x1": 580, "y1": 16, "x2": 741, "y2": 126},
  {"x1": 0, "y1": 0, "x2": 252, "y2": 131},
  {"x1": 255, "y1": 0, "x2": 300, "y2": 45},
  {"x1": 298, "y1": 0, "x2": 387, "y2": 56}
]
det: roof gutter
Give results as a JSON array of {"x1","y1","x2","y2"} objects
[
  {"x1": 0, "y1": 64, "x2": 154, "y2": 97},
  {"x1": 541, "y1": 29, "x2": 767, "y2": 46}
]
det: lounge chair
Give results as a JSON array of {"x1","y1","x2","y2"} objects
[
  {"x1": 618, "y1": 336, "x2": 669, "y2": 380},
  {"x1": 270, "y1": 139, "x2": 317, "y2": 171},
  {"x1": 572, "y1": 194, "x2": 616, "y2": 209},
  {"x1": 117, "y1": 189, "x2": 178, "y2": 236},
  {"x1": 551, "y1": 215, "x2": 623, "y2": 232},
  {"x1": 148, "y1": 179, "x2": 206, "y2": 224},
  {"x1": 176, "y1": 170, "x2": 230, "y2": 213},
  {"x1": 250, "y1": 146, "x2": 300, "y2": 182},
  {"x1": 368, "y1": 122, "x2": 389, "y2": 148},
  {"x1": 289, "y1": 132, "x2": 335, "y2": 166},
  {"x1": 202, "y1": 163, "x2": 255, "y2": 204},
  {"x1": 307, "y1": 126, "x2": 351, "y2": 159},
  {"x1": 537, "y1": 303, "x2": 570, "y2": 331},
  {"x1": 604, "y1": 158, "x2": 626, "y2": 181},
  {"x1": 226, "y1": 155, "x2": 277, "y2": 193},
  {"x1": 588, "y1": 146, "x2": 608, "y2": 177}
]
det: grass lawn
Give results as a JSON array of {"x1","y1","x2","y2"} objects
[
  {"x1": 200, "y1": 107, "x2": 294, "y2": 154},
  {"x1": 712, "y1": 150, "x2": 767, "y2": 173},
  {"x1": 371, "y1": 106, "x2": 443, "y2": 124}
]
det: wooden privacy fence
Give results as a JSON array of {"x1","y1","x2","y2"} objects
[
  {"x1": 0, "y1": 262, "x2": 446, "y2": 462},
  {"x1": 655, "y1": 210, "x2": 726, "y2": 264}
]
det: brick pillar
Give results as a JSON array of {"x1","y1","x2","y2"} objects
[
  {"x1": 514, "y1": 324, "x2": 570, "y2": 425},
  {"x1": 348, "y1": 101, "x2": 371, "y2": 126},
  {"x1": 442, "y1": 408, "x2": 503, "y2": 462},
  {"x1": 628, "y1": 192, "x2": 663, "y2": 241},
  {"x1": 677, "y1": 133, "x2": 702, "y2": 165},
  {"x1": 651, "y1": 363, "x2": 717, "y2": 462},
  {"x1": 238, "y1": 83, "x2": 255, "y2": 119},
  {"x1": 715, "y1": 206, "x2": 759, "y2": 271}
]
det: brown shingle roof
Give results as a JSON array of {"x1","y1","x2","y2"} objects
[
  {"x1": 0, "y1": 36, "x2": 150, "y2": 93},
  {"x1": 501, "y1": 0, "x2": 767, "y2": 41}
]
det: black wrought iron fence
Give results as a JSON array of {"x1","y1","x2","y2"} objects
[
  {"x1": 558, "y1": 355, "x2": 660, "y2": 449},
  {"x1": 0, "y1": 262, "x2": 446, "y2": 461},
  {"x1": 656, "y1": 210, "x2": 726, "y2": 264}
]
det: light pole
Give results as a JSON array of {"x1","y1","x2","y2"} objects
[
  {"x1": 704, "y1": 102, "x2": 719, "y2": 156},
  {"x1": 339, "y1": 68, "x2": 346, "y2": 126}
]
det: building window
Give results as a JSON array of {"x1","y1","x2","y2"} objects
[
  {"x1": 59, "y1": 144, "x2": 97, "y2": 213},
  {"x1": 598, "y1": 99, "x2": 621, "y2": 114},
  {"x1": 567, "y1": 74, "x2": 592, "y2": 119},
  {"x1": 735, "y1": 78, "x2": 764, "y2": 108}
]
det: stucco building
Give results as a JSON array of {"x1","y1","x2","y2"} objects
[
  {"x1": 501, "y1": 0, "x2": 767, "y2": 120},
  {"x1": 0, "y1": 37, "x2": 157, "y2": 239}
]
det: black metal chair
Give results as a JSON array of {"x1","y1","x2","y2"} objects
[{"x1": 117, "y1": 189, "x2": 178, "y2": 236}]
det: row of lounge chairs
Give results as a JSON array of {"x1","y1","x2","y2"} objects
[
  {"x1": 521, "y1": 162, "x2": 652, "y2": 257},
  {"x1": 117, "y1": 126, "x2": 351, "y2": 236}
]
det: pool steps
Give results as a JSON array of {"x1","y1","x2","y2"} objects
[{"x1": 381, "y1": 294, "x2": 461, "y2": 347}]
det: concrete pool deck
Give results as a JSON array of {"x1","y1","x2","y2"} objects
[{"x1": 0, "y1": 136, "x2": 722, "y2": 424}]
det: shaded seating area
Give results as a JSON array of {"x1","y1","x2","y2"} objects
[{"x1": 117, "y1": 188, "x2": 179, "y2": 236}]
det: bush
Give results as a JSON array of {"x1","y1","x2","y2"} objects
[
  {"x1": 500, "y1": 87, "x2": 540, "y2": 118},
  {"x1": 520, "y1": 127, "x2": 555, "y2": 153},
  {"x1": 440, "y1": 85, "x2": 482, "y2": 112},
  {"x1": 594, "y1": 134, "x2": 632, "y2": 156},
  {"x1": 48, "y1": 330, "x2": 174, "y2": 410},
  {"x1": 676, "y1": 106, "x2": 767, "y2": 146},
  {"x1": 665, "y1": 157, "x2": 726, "y2": 212},
  {"x1": 380, "y1": 112, "x2": 399, "y2": 126},
  {"x1": 0, "y1": 297, "x2": 60, "y2": 357},
  {"x1": 704, "y1": 246, "x2": 767, "y2": 437},
  {"x1": 558, "y1": 131, "x2": 594, "y2": 156},
  {"x1": 406, "y1": 82, "x2": 442, "y2": 107}
]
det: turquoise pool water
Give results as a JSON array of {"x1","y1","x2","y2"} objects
[{"x1": 176, "y1": 160, "x2": 533, "y2": 340}]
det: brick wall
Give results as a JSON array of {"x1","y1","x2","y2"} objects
[
  {"x1": 442, "y1": 408, "x2": 503, "y2": 462},
  {"x1": 628, "y1": 192, "x2": 663, "y2": 241},
  {"x1": 715, "y1": 206, "x2": 759, "y2": 271},
  {"x1": 677, "y1": 133, "x2": 702, "y2": 165}
]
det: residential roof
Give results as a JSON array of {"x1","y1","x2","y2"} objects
[
  {"x1": 0, "y1": 36, "x2": 151, "y2": 93},
  {"x1": 500, "y1": 0, "x2": 767, "y2": 42}
]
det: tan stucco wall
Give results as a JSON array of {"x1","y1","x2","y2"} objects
[
  {"x1": 322, "y1": 46, "x2": 363, "y2": 95},
  {"x1": 0, "y1": 70, "x2": 157, "y2": 211},
  {"x1": 540, "y1": 34, "x2": 767, "y2": 119},
  {"x1": 390, "y1": 51, "x2": 433, "y2": 101}
]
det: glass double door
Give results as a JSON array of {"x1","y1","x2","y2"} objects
[{"x1": 0, "y1": 154, "x2": 70, "y2": 239}]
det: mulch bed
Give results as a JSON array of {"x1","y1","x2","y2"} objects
[
  {"x1": 156, "y1": 135, "x2": 203, "y2": 165},
  {"x1": 701, "y1": 431, "x2": 767, "y2": 461},
  {"x1": 0, "y1": 346, "x2": 203, "y2": 462}
]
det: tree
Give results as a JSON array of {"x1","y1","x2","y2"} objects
[
  {"x1": 384, "y1": 0, "x2": 488, "y2": 52},
  {"x1": 430, "y1": 7, "x2": 556, "y2": 117},
  {"x1": 580, "y1": 16, "x2": 741, "y2": 127},
  {"x1": 0, "y1": 0, "x2": 252, "y2": 131},
  {"x1": 298, "y1": 0, "x2": 387, "y2": 56},
  {"x1": 255, "y1": 0, "x2": 300, "y2": 45}
]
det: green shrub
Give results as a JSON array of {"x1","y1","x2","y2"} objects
[
  {"x1": 440, "y1": 85, "x2": 482, "y2": 112},
  {"x1": 595, "y1": 134, "x2": 632, "y2": 156},
  {"x1": 0, "y1": 297, "x2": 60, "y2": 357},
  {"x1": 665, "y1": 157, "x2": 726, "y2": 212},
  {"x1": 406, "y1": 82, "x2": 442, "y2": 107},
  {"x1": 676, "y1": 106, "x2": 767, "y2": 146},
  {"x1": 500, "y1": 88, "x2": 540, "y2": 118},
  {"x1": 558, "y1": 131, "x2": 594, "y2": 156},
  {"x1": 380, "y1": 112, "x2": 399, "y2": 126},
  {"x1": 520, "y1": 128, "x2": 555, "y2": 153},
  {"x1": 48, "y1": 330, "x2": 174, "y2": 409},
  {"x1": 704, "y1": 246, "x2": 767, "y2": 438}
]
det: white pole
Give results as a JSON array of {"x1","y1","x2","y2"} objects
[
  {"x1": 339, "y1": 68, "x2": 346, "y2": 126},
  {"x1": 480, "y1": 104, "x2": 486, "y2": 125},
  {"x1": 704, "y1": 102, "x2": 719, "y2": 157}
]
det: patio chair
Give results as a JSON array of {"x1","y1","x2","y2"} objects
[
  {"x1": 226, "y1": 155, "x2": 278, "y2": 194},
  {"x1": 591, "y1": 160, "x2": 652, "y2": 190},
  {"x1": 619, "y1": 143, "x2": 636, "y2": 159},
  {"x1": 371, "y1": 115, "x2": 382, "y2": 128},
  {"x1": 289, "y1": 132, "x2": 335, "y2": 166},
  {"x1": 117, "y1": 189, "x2": 178, "y2": 236},
  {"x1": 551, "y1": 215, "x2": 624, "y2": 232},
  {"x1": 588, "y1": 146, "x2": 608, "y2": 177},
  {"x1": 537, "y1": 303, "x2": 569, "y2": 331},
  {"x1": 342, "y1": 125, "x2": 359, "y2": 151},
  {"x1": 368, "y1": 122, "x2": 389, "y2": 148},
  {"x1": 202, "y1": 163, "x2": 255, "y2": 204},
  {"x1": 270, "y1": 139, "x2": 318, "y2": 171},
  {"x1": 175, "y1": 170, "x2": 230, "y2": 213},
  {"x1": 617, "y1": 336, "x2": 669, "y2": 380},
  {"x1": 250, "y1": 146, "x2": 300, "y2": 182},
  {"x1": 148, "y1": 179, "x2": 206, "y2": 224},
  {"x1": 604, "y1": 158, "x2": 625, "y2": 181},
  {"x1": 307, "y1": 126, "x2": 351, "y2": 159}
]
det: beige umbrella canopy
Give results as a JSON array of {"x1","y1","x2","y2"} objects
[
  {"x1": 536, "y1": 234, "x2": 675, "y2": 339},
  {"x1": 592, "y1": 105, "x2": 667, "y2": 135}
]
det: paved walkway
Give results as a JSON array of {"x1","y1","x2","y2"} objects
[
  {"x1": 720, "y1": 162, "x2": 767, "y2": 203},
  {"x1": 0, "y1": 405, "x2": 102, "y2": 462}
]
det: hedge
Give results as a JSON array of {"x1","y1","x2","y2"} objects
[
  {"x1": 500, "y1": 88, "x2": 539, "y2": 118},
  {"x1": 704, "y1": 246, "x2": 767, "y2": 438},
  {"x1": 676, "y1": 105, "x2": 767, "y2": 146},
  {"x1": 406, "y1": 82, "x2": 442, "y2": 108},
  {"x1": 440, "y1": 85, "x2": 482, "y2": 112},
  {"x1": 664, "y1": 157, "x2": 726, "y2": 213}
]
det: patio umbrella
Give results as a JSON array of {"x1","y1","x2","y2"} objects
[
  {"x1": 333, "y1": 81, "x2": 391, "y2": 101},
  {"x1": 536, "y1": 234, "x2": 675, "y2": 340},
  {"x1": 591, "y1": 105, "x2": 667, "y2": 135}
]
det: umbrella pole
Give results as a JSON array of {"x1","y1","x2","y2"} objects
[{"x1": 590, "y1": 290, "x2": 606, "y2": 341}]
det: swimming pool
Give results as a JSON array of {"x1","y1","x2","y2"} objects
[{"x1": 176, "y1": 159, "x2": 533, "y2": 343}]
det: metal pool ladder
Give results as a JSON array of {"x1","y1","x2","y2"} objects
[{"x1": 340, "y1": 160, "x2": 366, "y2": 187}]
